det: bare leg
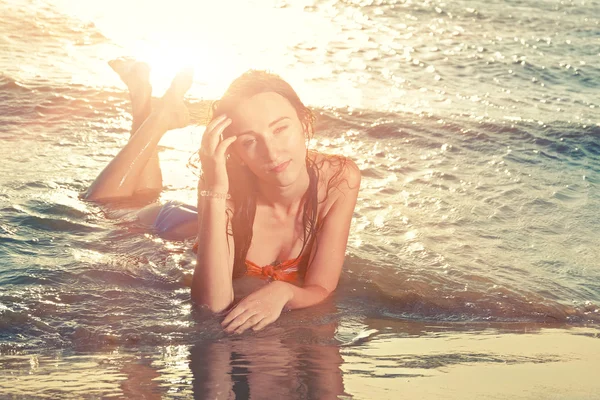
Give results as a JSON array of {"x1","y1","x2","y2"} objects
[
  {"x1": 85, "y1": 68, "x2": 193, "y2": 202},
  {"x1": 109, "y1": 58, "x2": 162, "y2": 195}
]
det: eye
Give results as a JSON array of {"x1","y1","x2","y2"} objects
[
  {"x1": 274, "y1": 125, "x2": 288, "y2": 134},
  {"x1": 242, "y1": 138, "x2": 256, "y2": 148}
]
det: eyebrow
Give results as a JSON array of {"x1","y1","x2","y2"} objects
[{"x1": 237, "y1": 117, "x2": 290, "y2": 136}]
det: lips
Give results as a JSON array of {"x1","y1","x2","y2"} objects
[{"x1": 269, "y1": 160, "x2": 291, "y2": 173}]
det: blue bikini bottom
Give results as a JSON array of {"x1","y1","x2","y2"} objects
[{"x1": 153, "y1": 200, "x2": 198, "y2": 235}]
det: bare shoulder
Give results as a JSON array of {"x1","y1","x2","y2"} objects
[
  {"x1": 311, "y1": 151, "x2": 361, "y2": 192},
  {"x1": 310, "y1": 152, "x2": 361, "y2": 219}
]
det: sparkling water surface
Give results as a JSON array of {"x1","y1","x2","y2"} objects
[{"x1": 1, "y1": 0, "x2": 599, "y2": 398}]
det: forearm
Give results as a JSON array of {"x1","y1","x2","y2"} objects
[
  {"x1": 191, "y1": 195, "x2": 234, "y2": 312},
  {"x1": 85, "y1": 112, "x2": 168, "y2": 201},
  {"x1": 281, "y1": 282, "x2": 332, "y2": 310}
]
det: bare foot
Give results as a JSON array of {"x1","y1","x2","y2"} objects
[
  {"x1": 109, "y1": 57, "x2": 152, "y2": 120},
  {"x1": 160, "y1": 67, "x2": 193, "y2": 130}
]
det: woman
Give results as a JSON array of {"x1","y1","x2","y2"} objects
[{"x1": 85, "y1": 59, "x2": 361, "y2": 334}]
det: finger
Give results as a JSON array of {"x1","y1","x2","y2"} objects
[
  {"x1": 201, "y1": 117, "x2": 232, "y2": 152},
  {"x1": 251, "y1": 316, "x2": 273, "y2": 332},
  {"x1": 201, "y1": 118, "x2": 231, "y2": 152},
  {"x1": 221, "y1": 304, "x2": 244, "y2": 327},
  {"x1": 205, "y1": 114, "x2": 228, "y2": 134},
  {"x1": 221, "y1": 302, "x2": 253, "y2": 329},
  {"x1": 205, "y1": 114, "x2": 229, "y2": 141},
  {"x1": 234, "y1": 315, "x2": 266, "y2": 335},
  {"x1": 223, "y1": 310, "x2": 255, "y2": 333},
  {"x1": 214, "y1": 136, "x2": 238, "y2": 159}
]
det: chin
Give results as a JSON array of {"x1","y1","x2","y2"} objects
[
  {"x1": 265, "y1": 173, "x2": 295, "y2": 188},
  {"x1": 264, "y1": 162, "x2": 301, "y2": 186},
  {"x1": 282, "y1": 161, "x2": 309, "y2": 186}
]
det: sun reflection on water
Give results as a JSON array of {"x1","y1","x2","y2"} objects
[{"x1": 50, "y1": 0, "x2": 340, "y2": 103}]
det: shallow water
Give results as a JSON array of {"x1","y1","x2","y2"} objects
[{"x1": 1, "y1": 0, "x2": 600, "y2": 397}]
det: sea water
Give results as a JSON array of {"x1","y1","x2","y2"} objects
[{"x1": 1, "y1": 0, "x2": 599, "y2": 398}]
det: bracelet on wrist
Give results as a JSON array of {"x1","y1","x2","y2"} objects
[{"x1": 199, "y1": 190, "x2": 231, "y2": 200}]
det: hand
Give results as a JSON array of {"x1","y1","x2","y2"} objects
[
  {"x1": 198, "y1": 114, "x2": 237, "y2": 191},
  {"x1": 221, "y1": 281, "x2": 292, "y2": 334}
]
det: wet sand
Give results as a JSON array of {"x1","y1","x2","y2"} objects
[
  {"x1": 343, "y1": 326, "x2": 600, "y2": 400},
  {"x1": 2, "y1": 324, "x2": 599, "y2": 399}
]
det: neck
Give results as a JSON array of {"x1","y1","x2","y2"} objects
[{"x1": 257, "y1": 164, "x2": 310, "y2": 215}]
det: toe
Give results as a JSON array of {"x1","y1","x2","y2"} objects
[
  {"x1": 165, "y1": 67, "x2": 194, "y2": 99},
  {"x1": 109, "y1": 58, "x2": 151, "y2": 87}
]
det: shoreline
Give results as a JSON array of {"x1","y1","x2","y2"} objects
[
  {"x1": 343, "y1": 325, "x2": 600, "y2": 400},
  {"x1": 2, "y1": 324, "x2": 599, "y2": 399}
]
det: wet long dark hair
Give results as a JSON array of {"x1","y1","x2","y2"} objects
[{"x1": 210, "y1": 70, "x2": 320, "y2": 278}]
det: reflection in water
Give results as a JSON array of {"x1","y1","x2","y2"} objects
[
  {"x1": 108, "y1": 303, "x2": 348, "y2": 399},
  {"x1": 189, "y1": 318, "x2": 346, "y2": 399},
  {"x1": 189, "y1": 337, "x2": 345, "y2": 399},
  {"x1": 2, "y1": 321, "x2": 600, "y2": 399},
  {"x1": 119, "y1": 355, "x2": 162, "y2": 399}
]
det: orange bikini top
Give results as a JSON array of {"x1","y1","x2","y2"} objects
[
  {"x1": 193, "y1": 241, "x2": 304, "y2": 283},
  {"x1": 244, "y1": 257, "x2": 302, "y2": 283}
]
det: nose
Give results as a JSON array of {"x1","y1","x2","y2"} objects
[{"x1": 260, "y1": 137, "x2": 279, "y2": 162}]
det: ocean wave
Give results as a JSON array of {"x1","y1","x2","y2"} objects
[
  {"x1": 341, "y1": 259, "x2": 599, "y2": 324},
  {"x1": 2, "y1": 1, "x2": 107, "y2": 45},
  {"x1": 1, "y1": 0, "x2": 599, "y2": 360}
]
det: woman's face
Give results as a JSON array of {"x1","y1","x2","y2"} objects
[{"x1": 228, "y1": 92, "x2": 307, "y2": 187}]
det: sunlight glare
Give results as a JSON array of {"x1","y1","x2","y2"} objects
[{"x1": 51, "y1": 0, "x2": 340, "y2": 103}]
